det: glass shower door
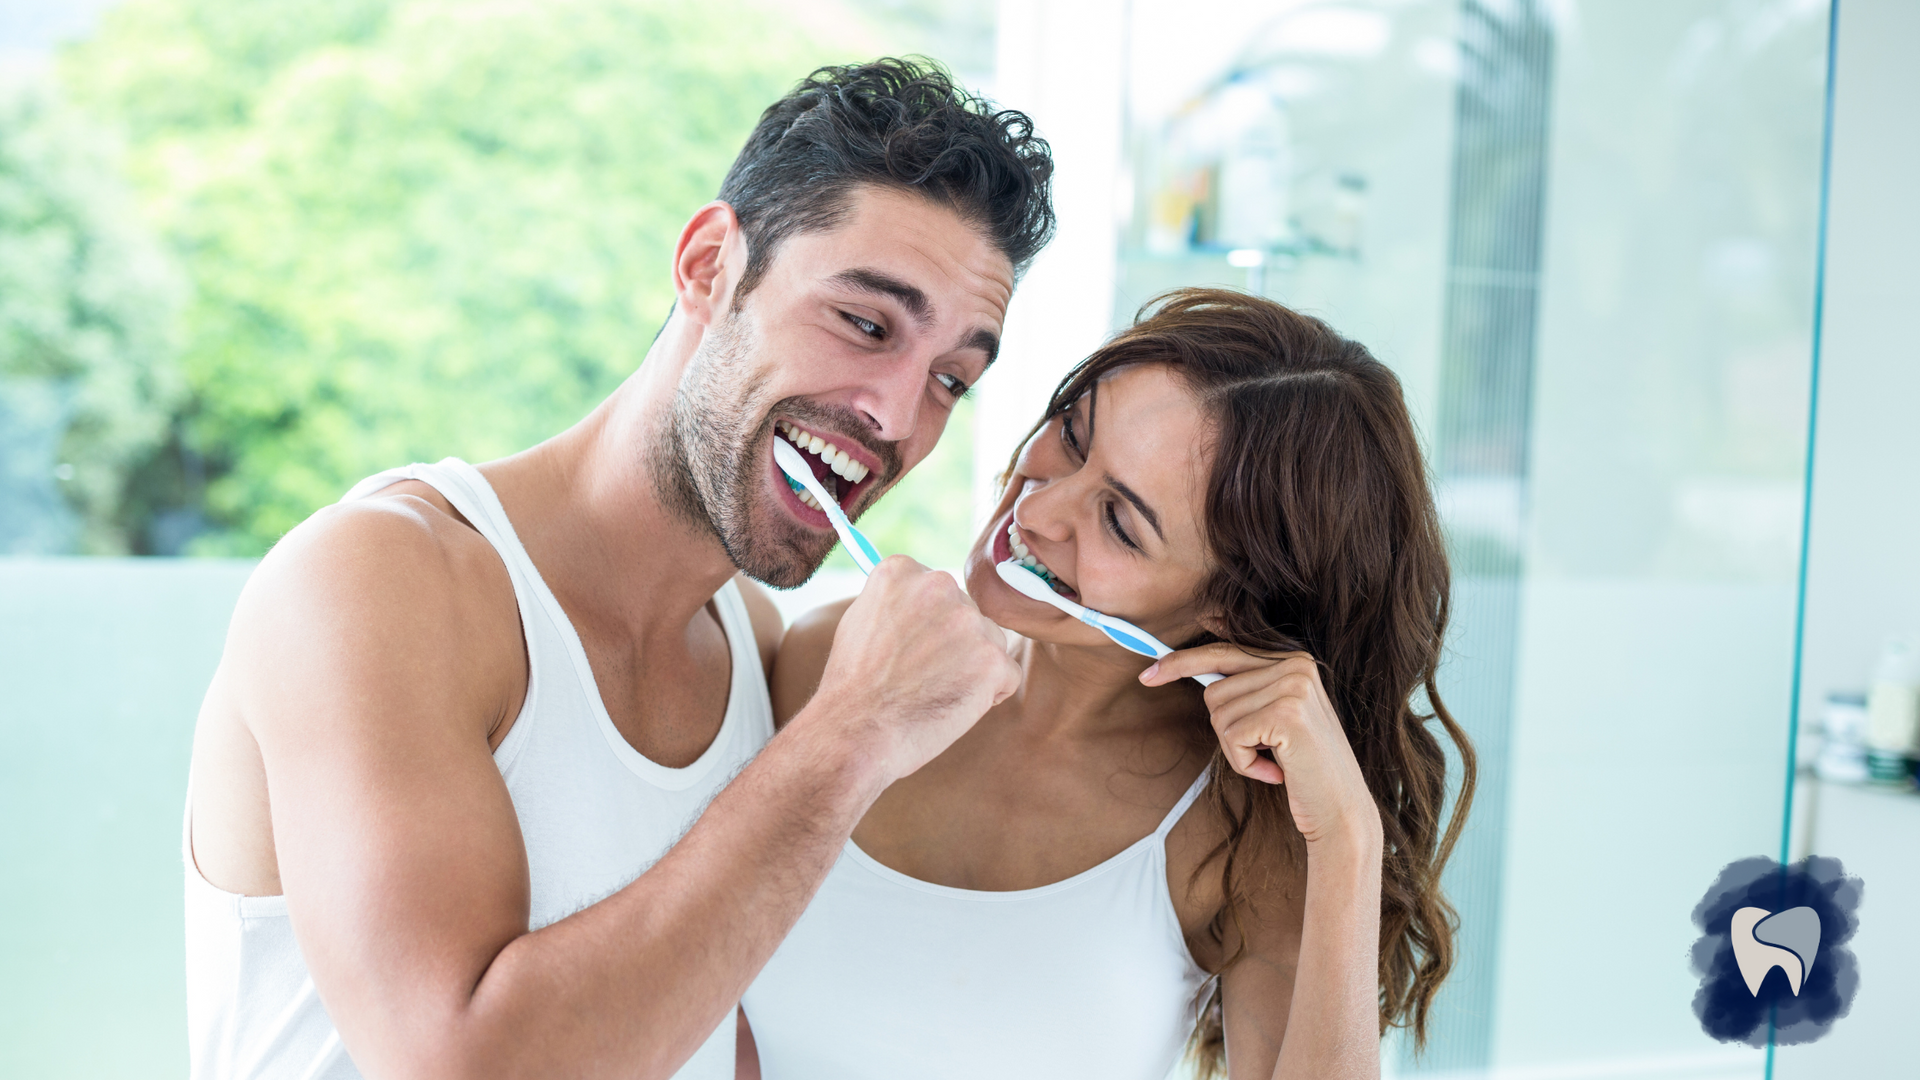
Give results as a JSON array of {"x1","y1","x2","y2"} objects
[{"x1": 1117, "y1": 1, "x2": 1831, "y2": 1075}]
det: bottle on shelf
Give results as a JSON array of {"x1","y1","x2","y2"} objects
[{"x1": 1865, "y1": 635, "x2": 1920, "y2": 785}]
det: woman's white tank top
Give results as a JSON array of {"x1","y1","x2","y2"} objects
[
  {"x1": 741, "y1": 766, "x2": 1214, "y2": 1079},
  {"x1": 184, "y1": 457, "x2": 774, "y2": 1080}
]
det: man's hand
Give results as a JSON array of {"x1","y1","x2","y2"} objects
[{"x1": 800, "y1": 555, "x2": 1020, "y2": 784}]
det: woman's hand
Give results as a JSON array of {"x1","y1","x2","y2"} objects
[{"x1": 1142, "y1": 646, "x2": 1381, "y2": 853}]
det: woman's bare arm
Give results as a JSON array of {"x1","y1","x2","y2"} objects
[{"x1": 1149, "y1": 645, "x2": 1385, "y2": 1080}]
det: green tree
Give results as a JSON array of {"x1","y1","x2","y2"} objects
[
  {"x1": 62, "y1": 0, "x2": 825, "y2": 552},
  {"x1": 61, "y1": 0, "x2": 992, "y2": 567},
  {"x1": 0, "y1": 74, "x2": 183, "y2": 554}
]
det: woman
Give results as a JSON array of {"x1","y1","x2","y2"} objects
[{"x1": 740, "y1": 288, "x2": 1475, "y2": 1079}]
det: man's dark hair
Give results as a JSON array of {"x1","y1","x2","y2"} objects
[{"x1": 717, "y1": 57, "x2": 1055, "y2": 296}]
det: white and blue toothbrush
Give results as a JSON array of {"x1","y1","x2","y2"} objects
[
  {"x1": 995, "y1": 560, "x2": 1223, "y2": 686},
  {"x1": 774, "y1": 436, "x2": 883, "y2": 575}
]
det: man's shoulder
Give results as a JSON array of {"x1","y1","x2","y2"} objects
[
  {"x1": 225, "y1": 487, "x2": 525, "y2": 718},
  {"x1": 260, "y1": 483, "x2": 508, "y2": 609}
]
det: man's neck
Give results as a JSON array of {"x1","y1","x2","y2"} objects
[{"x1": 481, "y1": 316, "x2": 742, "y2": 647}]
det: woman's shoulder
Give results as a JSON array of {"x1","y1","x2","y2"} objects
[
  {"x1": 1167, "y1": 772, "x2": 1309, "y2": 970},
  {"x1": 769, "y1": 596, "x2": 856, "y2": 727}
]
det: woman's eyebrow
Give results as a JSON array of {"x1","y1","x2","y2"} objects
[{"x1": 1103, "y1": 474, "x2": 1163, "y2": 541}]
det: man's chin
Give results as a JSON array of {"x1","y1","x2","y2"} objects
[{"x1": 731, "y1": 526, "x2": 839, "y2": 590}]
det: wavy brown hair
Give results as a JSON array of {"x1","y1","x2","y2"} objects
[{"x1": 1010, "y1": 289, "x2": 1475, "y2": 1072}]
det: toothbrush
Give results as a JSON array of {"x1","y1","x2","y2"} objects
[
  {"x1": 774, "y1": 436, "x2": 883, "y2": 575},
  {"x1": 995, "y1": 560, "x2": 1223, "y2": 686}
]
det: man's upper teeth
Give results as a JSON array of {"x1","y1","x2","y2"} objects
[{"x1": 778, "y1": 421, "x2": 870, "y2": 483}]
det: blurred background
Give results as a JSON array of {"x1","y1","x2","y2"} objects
[{"x1": 2, "y1": 0, "x2": 1915, "y2": 1076}]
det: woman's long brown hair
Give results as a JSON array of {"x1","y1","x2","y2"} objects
[{"x1": 1009, "y1": 288, "x2": 1475, "y2": 1072}]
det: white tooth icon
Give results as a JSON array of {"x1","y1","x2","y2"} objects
[{"x1": 1730, "y1": 906, "x2": 1821, "y2": 997}]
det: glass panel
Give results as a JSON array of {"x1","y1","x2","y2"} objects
[
  {"x1": 1776, "y1": 0, "x2": 1920, "y2": 1073},
  {"x1": 1119, "y1": 1, "x2": 1830, "y2": 1074}
]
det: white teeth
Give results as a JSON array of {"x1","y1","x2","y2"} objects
[
  {"x1": 1007, "y1": 522, "x2": 1063, "y2": 586},
  {"x1": 777, "y1": 422, "x2": 870, "y2": 486}
]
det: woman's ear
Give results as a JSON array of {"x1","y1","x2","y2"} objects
[{"x1": 1195, "y1": 612, "x2": 1231, "y2": 641}]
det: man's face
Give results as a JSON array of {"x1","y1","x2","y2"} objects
[{"x1": 656, "y1": 185, "x2": 1015, "y2": 587}]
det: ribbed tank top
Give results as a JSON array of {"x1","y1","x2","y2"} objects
[
  {"x1": 184, "y1": 458, "x2": 774, "y2": 1080},
  {"x1": 741, "y1": 766, "x2": 1213, "y2": 1079}
]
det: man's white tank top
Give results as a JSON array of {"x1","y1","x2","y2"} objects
[
  {"x1": 741, "y1": 766, "x2": 1214, "y2": 1079},
  {"x1": 184, "y1": 458, "x2": 774, "y2": 1080}
]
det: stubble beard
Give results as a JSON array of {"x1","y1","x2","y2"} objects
[{"x1": 650, "y1": 312, "x2": 837, "y2": 589}]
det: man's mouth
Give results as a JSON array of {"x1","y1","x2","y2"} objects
[{"x1": 773, "y1": 419, "x2": 876, "y2": 517}]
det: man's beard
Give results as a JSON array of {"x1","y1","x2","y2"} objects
[{"x1": 651, "y1": 313, "x2": 883, "y2": 588}]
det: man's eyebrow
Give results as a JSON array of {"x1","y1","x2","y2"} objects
[
  {"x1": 827, "y1": 268, "x2": 931, "y2": 327},
  {"x1": 962, "y1": 327, "x2": 1000, "y2": 367},
  {"x1": 1104, "y1": 474, "x2": 1163, "y2": 541}
]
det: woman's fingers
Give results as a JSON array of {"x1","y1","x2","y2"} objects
[
  {"x1": 1214, "y1": 711, "x2": 1285, "y2": 784},
  {"x1": 1140, "y1": 643, "x2": 1311, "y2": 686}
]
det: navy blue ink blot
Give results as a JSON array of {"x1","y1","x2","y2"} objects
[{"x1": 1690, "y1": 855, "x2": 1862, "y2": 1046}]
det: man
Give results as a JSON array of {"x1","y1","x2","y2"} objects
[{"x1": 184, "y1": 59, "x2": 1054, "y2": 1079}]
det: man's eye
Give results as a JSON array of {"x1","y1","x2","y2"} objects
[
  {"x1": 935, "y1": 373, "x2": 969, "y2": 397},
  {"x1": 841, "y1": 312, "x2": 884, "y2": 339}
]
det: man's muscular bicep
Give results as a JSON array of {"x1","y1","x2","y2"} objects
[{"x1": 222, "y1": 497, "x2": 534, "y2": 1067}]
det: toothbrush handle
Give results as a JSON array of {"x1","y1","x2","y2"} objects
[
  {"x1": 822, "y1": 504, "x2": 880, "y2": 575},
  {"x1": 1192, "y1": 672, "x2": 1225, "y2": 687}
]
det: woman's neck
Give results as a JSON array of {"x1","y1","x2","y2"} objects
[{"x1": 1005, "y1": 635, "x2": 1199, "y2": 741}]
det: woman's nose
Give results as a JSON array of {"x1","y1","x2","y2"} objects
[{"x1": 1015, "y1": 476, "x2": 1077, "y2": 543}]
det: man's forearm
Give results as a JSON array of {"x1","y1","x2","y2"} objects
[{"x1": 446, "y1": 712, "x2": 885, "y2": 1080}]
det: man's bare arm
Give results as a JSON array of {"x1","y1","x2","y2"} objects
[{"x1": 225, "y1": 506, "x2": 1016, "y2": 1080}]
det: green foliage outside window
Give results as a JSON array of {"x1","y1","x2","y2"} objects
[
  {"x1": 0, "y1": 76, "x2": 183, "y2": 554},
  {"x1": 35, "y1": 0, "x2": 991, "y2": 568}
]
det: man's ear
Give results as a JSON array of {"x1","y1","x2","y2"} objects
[{"x1": 672, "y1": 201, "x2": 747, "y2": 327}]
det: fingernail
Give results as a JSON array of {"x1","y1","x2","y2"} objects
[{"x1": 1140, "y1": 662, "x2": 1159, "y2": 682}]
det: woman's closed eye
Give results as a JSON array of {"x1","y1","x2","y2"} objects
[{"x1": 1104, "y1": 502, "x2": 1140, "y2": 552}]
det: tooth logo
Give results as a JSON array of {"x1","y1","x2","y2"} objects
[
  {"x1": 1729, "y1": 906, "x2": 1820, "y2": 996},
  {"x1": 1691, "y1": 856, "x2": 1861, "y2": 1048}
]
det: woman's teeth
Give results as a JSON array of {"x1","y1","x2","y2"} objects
[
  {"x1": 776, "y1": 421, "x2": 871, "y2": 485},
  {"x1": 1007, "y1": 522, "x2": 1069, "y2": 594}
]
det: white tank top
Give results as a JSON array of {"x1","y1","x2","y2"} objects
[
  {"x1": 741, "y1": 766, "x2": 1214, "y2": 1079},
  {"x1": 184, "y1": 457, "x2": 774, "y2": 1080}
]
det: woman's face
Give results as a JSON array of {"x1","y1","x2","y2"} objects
[{"x1": 964, "y1": 363, "x2": 1217, "y2": 652}]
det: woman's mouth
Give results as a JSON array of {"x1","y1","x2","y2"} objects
[
  {"x1": 774, "y1": 419, "x2": 874, "y2": 515},
  {"x1": 1002, "y1": 519, "x2": 1076, "y2": 599}
]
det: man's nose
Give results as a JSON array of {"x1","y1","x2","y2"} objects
[{"x1": 847, "y1": 355, "x2": 929, "y2": 442}]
